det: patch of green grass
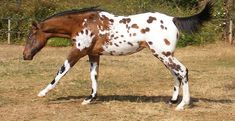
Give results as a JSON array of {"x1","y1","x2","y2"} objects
[{"x1": 47, "y1": 37, "x2": 72, "y2": 47}]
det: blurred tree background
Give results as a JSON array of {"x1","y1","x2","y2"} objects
[{"x1": 0, "y1": 0, "x2": 229, "y2": 46}]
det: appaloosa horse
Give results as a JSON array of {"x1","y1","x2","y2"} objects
[{"x1": 23, "y1": 2, "x2": 213, "y2": 110}]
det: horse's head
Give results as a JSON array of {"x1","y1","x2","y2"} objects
[{"x1": 23, "y1": 22, "x2": 48, "y2": 60}]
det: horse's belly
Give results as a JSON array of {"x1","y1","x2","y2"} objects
[{"x1": 101, "y1": 40, "x2": 142, "y2": 56}]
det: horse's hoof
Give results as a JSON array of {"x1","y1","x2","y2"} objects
[
  {"x1": 81, "y1": 94, "x2": 97, "y2": 105},
  {"x1": 175, "y1": 106, "x2": 184, "y2": 111},
  {"x1": 81, "y1": 99, "x2": 91, "y2": 105},
  {"x1": 168, "y1": 99, "x2": 178, "y2": 105},
  {"x1": 37, "y1": 92, "x2": 46, "y2": 97}
]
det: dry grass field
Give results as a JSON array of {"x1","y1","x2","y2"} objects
[{"x1": 0, "y1": 42, "x2": 234, "y2": 121}]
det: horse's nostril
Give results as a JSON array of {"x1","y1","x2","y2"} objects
[
  {"x1": 23, "y1": 54, "x2": 33, "y2": 60},
  {"x1": 23, "y1": 55, "x2": 28, "y2": 60}
]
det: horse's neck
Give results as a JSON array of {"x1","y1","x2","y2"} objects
[
  {"x1": 42, "y1": 19, "x2": 76, "y2": 39},
  {"x1": 43, "y1": 12, "x2": 112, "y2": 40}
]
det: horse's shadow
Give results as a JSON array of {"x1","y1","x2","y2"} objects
[{"x1": 50, "y1": 95, "x2": 234, "y2": 105}]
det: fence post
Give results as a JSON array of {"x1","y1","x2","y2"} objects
[
  {"x1": 229, "y1": 19, "x2": 233, "y2": 44},
  {"x1": 7, "y1": 18, "x2": 11, "y2": 44}
]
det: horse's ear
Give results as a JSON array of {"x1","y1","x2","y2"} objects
[{"x1": 32, "y1": 21, "x2": 39, "y2": 30}]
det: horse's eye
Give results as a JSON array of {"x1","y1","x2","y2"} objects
[{"x1": 29, "y1": 32, "x2": 36, "y2": 40}]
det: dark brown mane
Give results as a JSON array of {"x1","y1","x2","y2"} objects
[{"x1": 42, "y1": 6, "x2": 104, "y2": 22}]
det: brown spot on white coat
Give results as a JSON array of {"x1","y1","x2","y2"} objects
[
  {"x1": 127, "y1": 42, "x2": 134, "y2": 46},
  {"x1": 131, "y1": 24, "x2": 139, "y2": 29},
  {"x1": 141, "y1": 27, "x2": 150, "y2": 34},
  {"x1": 164, "y1": 39, "x2": 171, "y2": 45},
  {"x1": 162, "y1": 51, "x2": 172, "y2": 57},
  {"x1": 147, "y1": 16, "x2": 157, "y2": 23}
]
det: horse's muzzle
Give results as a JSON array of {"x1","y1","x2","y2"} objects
[{"x1": 23, "y1": 53, "x2": 33, "y2": 60}]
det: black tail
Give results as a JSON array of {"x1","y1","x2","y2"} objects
[{"x1": 173, "y1": 1, "x2": 213, "y2": 33}]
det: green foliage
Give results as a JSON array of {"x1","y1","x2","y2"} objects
[
  {"x1": 33, "y1": 0, "x2": 58, "y2": 21},
  {"x1": 167, "y1": 0, "x2": 198, "y2": 8},
  {"x1": 0, "y1": 0, "x2": 224, "y2": 47},
  {"x1": 178, "y1": 21, "x2": 219, "y2": 47},
  {"x1": 47, "y1": 38, "x2": 71, "y2": 47},
  {"x1": 178, "y1": 34, "x2": 196, "y2": 47}
]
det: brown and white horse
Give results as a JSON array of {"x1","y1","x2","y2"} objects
[{"x1": 23, "y1": 2, "x2": 213, "y2": 110}]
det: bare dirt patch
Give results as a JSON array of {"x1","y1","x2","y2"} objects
[{"x1": 0, "y1": 42, "x2": 234, "y2": 121}]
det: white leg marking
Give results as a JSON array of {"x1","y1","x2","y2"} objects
[
  {"x1": 90, "y1": 62, "x2": 98, "y2": 97},
  {"x1": 170, "y1": 71, "x2": 180, "y2": 102},
  {"x1": 38, "y1": 60, "x2": 71, "y2": 97},
  {"x1": 176, "y1": 77, "x2": 190, "y2": 111},
  {"x1": 82, "y1": 62, "x2": 98, "y2": 105}
]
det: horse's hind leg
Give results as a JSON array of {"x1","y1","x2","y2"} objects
[
  {"x1": 38, "y1": 48, "x2": 86, "y2": 97},
  {"x1": 82, "y1": 55, "x2": 100, "y2": 105},
  {"x1": 169, "y1": 70, "x2": 180, "y2": 104},
  {"x1": 154, "y1": 53, "x2": 190, "y2": 110}
]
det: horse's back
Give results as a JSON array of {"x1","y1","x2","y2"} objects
[{"x1": 98, "y1": 12, "x2": 179, "y2": 55}]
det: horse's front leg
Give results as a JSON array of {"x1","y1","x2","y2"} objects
[
  {"x1": 82, "y1": 55, "x2": 100, "y2": 105},
  {"x1": 38, "y1": 48, "x2": 87, "y2": 97}
]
